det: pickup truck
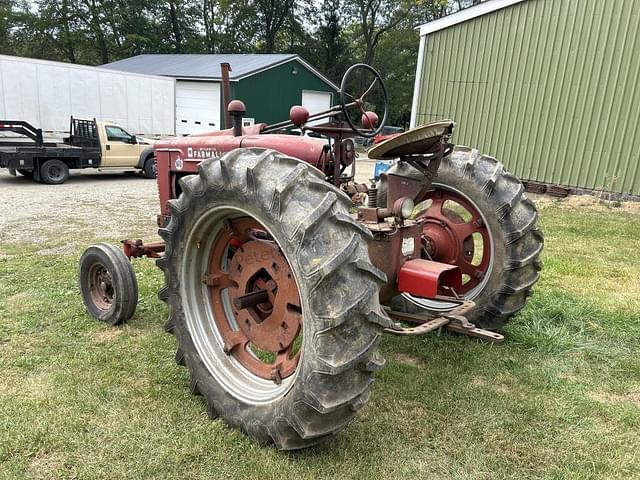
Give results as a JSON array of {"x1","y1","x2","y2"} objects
[{"x1": 0, "y1": 117, "x2": 157, "y2": 184}]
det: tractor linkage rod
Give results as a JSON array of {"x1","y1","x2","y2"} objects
[{"x1": 383, "y1": 298, "x2": 504, "y2": 343}]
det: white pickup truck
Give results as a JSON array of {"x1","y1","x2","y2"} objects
[{"x1": 0, "y1": 117, "x2": 157, "y2": 184}]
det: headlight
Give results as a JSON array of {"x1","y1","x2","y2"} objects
[
  {"x1": 393, "y1": 197, "x2": 415, "y2": 219},
  {"x1": 401, "y1": 198, "x2": 414, "y2": 218}
]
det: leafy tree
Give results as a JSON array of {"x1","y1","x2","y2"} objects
[
  {"x1": 0, "y1": 0, "x2": 15, "y2": 54},
  {"x1": 253, "y1": 0, "x2": 296, "y2": 53},
  {"x1": 313, "y1": 0, "x2": 353, "y2": 83},
  {"x1": 0, "y1": 0, "x2": 481, "y2": 124}
]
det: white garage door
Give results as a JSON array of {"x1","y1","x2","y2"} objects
[
  {"x1": 302, "y1": 90, "x2": 333, "y2": 126},
  {"x1": 176, "y1": 81, "x2": 220, "y2": 135}
]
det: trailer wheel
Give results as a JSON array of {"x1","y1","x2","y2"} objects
[
  {"x1": 79, "y1": 243, "x2": 138, "y2": 325},
  {"x1": 378, "y1": 146, "x2": 543, "y2": 330},
  {"x1": 17, "y1": 169, "x2": 33, "y2": 178},
  {"x1": 40, "y1": 159, "x2": 69, "y2": 185},
  {"x1": 143, "y1": 156, "x2": 157, "y2": 179},
  {"x1": 157, "y1": 148, "x2": 390, "y2": 450}
]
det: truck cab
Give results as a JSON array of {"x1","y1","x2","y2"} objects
[{"x1": 99, "y1": 122, "x2": 155, "y2": 169}]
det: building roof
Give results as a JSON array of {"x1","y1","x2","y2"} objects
[
  {"x1": 101, "y1": 54, "x2": 338, "y2": 89},
  {"x1": 418, "y1": 0, "x2": 527, "y2": 36}
]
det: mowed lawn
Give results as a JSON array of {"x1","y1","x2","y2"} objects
[{"x1": 1, "y1": 196, "x2": 639, "y2": 479}]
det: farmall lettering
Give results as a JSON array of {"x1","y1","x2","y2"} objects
[{"x1": 186, "y1": 147, "x2": 221, "y2": 160}]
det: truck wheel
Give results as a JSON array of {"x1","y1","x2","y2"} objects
[
  {"x1": 378, "y1": 146, "x2": 543, "y2": 330},
  {"x1": 17, "y1": 169, "x2": 33, "y2": 178},
  {"x1": 143, "y1": 156, "x2": 157, "y2": 179},
  {"x1": 157, "y1": 149, "x2": 390, "y2": 450},
  {"x1": 40, "y1": 159, "x2": 69, "y2": 185},
  {"x1": 79, "y1": 243, "x2": 138, "y2": 325}
]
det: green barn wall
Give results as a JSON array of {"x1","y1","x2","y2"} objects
[
  {"x1": 225, "y1": 59, "x2": 336, "y2": 126},
  {"x1": 414, "y1": 0, "x2": 640, "y2": 195}
]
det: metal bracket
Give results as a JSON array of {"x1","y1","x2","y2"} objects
[{"x1": 383, "y1": 298, "x2": 504, "y2": 343}]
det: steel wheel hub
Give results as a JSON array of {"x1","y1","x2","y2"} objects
[
  {"x1": 418, "y1": 189, "x2": 492, "y2": 294},
  {"x1": 89, "y1": 264, "x2": 113, "y2": 311},
  {"x1": 206, "y1": 217, "x2": 302, "y2": 382}
]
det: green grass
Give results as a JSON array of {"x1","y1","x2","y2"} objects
[{"x1": 1, "y1": 198, "x2": 640, "y2": 479}]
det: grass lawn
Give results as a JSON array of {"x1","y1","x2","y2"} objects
[{"x1": 1, "y1": 196, "x2": 639, "y2": 479}]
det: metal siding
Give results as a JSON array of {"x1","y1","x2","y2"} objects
[
  {"x1": 415, "y1": 0, "x2": 640, "y2": 195},
  {"x1": 102, "y1": 54, "x2": 296, "y2": 79},
  {"x1": 234, "y1": 60, "x2": 336, "y2": 125}
]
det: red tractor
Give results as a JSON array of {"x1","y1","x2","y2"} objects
[{"x1": 79, "y1": 65, "x2": 543, "y2": 450}]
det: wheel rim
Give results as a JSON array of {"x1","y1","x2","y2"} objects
[
  {"x1": 48, "y1": 165, "x2": 64, "y2": 182},
  {"x1": 403, "y1": 184, "x2": 494, "y2": 311},
  {"x1": 88, "y1": 264, "x2": 114, "y2": 312},
  {"x1": 181, "y1": 207, "x2": 303, "y2": 404}
]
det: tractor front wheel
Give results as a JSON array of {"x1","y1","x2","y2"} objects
[
  {"x1": 157, "y1": 148, "x2": 390, "y2": 450},
  {"x1": 79, "y1": 243, "x2": 138, "y2": 325}
]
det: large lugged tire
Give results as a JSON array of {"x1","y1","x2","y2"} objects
[
  {"x1": 379, "y1": 146, "x2": 543, "y2": 330},
  {"x1": 157, "y1": 148, "x2": 392, "y2": 450}
]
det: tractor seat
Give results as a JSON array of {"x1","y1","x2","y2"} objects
[{"x1": 368, "y1": 121, "x2": 455, "y2": 160}]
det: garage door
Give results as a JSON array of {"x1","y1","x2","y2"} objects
[
  {"x1": 302, "y1": 90, "x2": 333, "y2": 126},
  {"x1": 176, "y1": 81, "x2": 221, "y2": 135}
]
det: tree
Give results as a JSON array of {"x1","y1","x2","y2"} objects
[
  {"x1": 348, "y1": 0, "x2": 412, "y2": 66},
  {"x1": 253, "y1": 0, "x2": 296, "y2": 53},
  {"x1": 0, "y1": 0, "x2": 14, "y2": 55},
  {"x1": 314, "y1": 0, "x2": 352, "y2": 82}
]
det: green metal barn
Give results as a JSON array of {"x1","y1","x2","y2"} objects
[
  {"x1": 102, "y1": 54, "x2": 337, "y2": 136},
  {"x1": 412, "y1": 0, "x2": 640, "y2": 196}
]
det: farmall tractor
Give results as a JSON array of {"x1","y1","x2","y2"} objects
[{"x1": 79, "y1": 65, "x2": 543, "y2": 450}]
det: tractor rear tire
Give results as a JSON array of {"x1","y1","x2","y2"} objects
[
  {"x1": 40, "y1": 159, "x2": 69, "y2": 185},
  {"x1": 157, "y1": 148, "x2": 391, "y2": 450},
  {"x1": 379, "y1": 146, "x2": 543, "y2": 330},
  {"x1": 79, "y1": 243, "x2": 138, "y2": 325}
]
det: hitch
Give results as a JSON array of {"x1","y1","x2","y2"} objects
[
  {"x1": 383, "y1": 298, "x2": 504, "y2": 343},
  {"x1": 122, "y1": 239, "x2": 165, "y2": 259}
]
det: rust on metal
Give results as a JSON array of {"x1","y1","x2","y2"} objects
[
  {"x1": 122, "y1": 239, "x2": 166, "y2": 259},
  {"x1": 367, "y1": 222, "x2": 423, "y2": 303},
  {"x1": 384, "y1": 299, "x2": 503, "y2": 342},
  {"x1": 221, "y1": 62, "x2": 232, "y2": 129},
  {"x1": 233, "y1": 289, "x2": 269, "y2": 310},
  {"x1": 205, "y1": 217, "x2": 302, "y2": 381},
  {"x1": 88, "y1": 263, "x2": 113, "y2": 311}
]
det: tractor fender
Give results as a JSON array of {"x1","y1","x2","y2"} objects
[{"x1": 137, "y1": 147, "x2": 155, "y2": 169}]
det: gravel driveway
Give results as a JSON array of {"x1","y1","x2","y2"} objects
[
  {"x1": 0, "y1": 158, "x2": 377, "y2": 256},
  {"x1": 0, "y1": 169, "x2": 160, "y2": 256}
]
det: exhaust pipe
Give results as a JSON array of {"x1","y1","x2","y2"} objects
[{"x1": 221, "y1": 62, "x2": 232, "y2": 129}]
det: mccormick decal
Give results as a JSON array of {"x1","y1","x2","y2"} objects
[{"x1": 186, "y1": 147, "x2": 221, "y2": 160}]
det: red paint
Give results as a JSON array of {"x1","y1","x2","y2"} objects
[
  {"x1": 228, "y1": 99, "x2": 246, "y2": 113},
  {"x1": 154, "y1": 132, "x2": 329, "y2": 218},
  {"x1": 397, "y1": 259, "x2": 462, "y2": 298},
  {"x1": 289, "y1": 105, "x2": 310, "y2": 126},
  {"x1": 361, "y1": 111, "x2": 378, "y2": 129}
]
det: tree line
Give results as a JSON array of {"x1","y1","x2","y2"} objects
[{"x1": 0, "y1": 0, "x2": 483, "y2": 126}]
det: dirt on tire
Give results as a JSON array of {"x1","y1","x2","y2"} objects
[{"x1": 157, "y1": 148, "x2": 393, "y2": 449}]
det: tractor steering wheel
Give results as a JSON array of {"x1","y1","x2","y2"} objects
[{"x1": 340, "y1": 64, "x2": 388, "y2": 138}]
